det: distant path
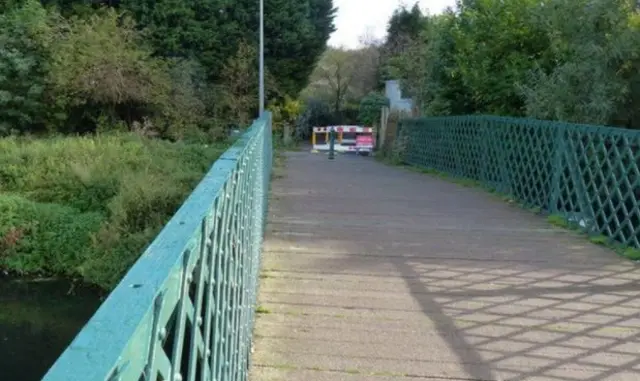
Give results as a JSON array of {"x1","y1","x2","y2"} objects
[{"x1": 251, "y1": 151, "x2": 640, "y2": 381}]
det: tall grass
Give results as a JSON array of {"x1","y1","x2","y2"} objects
[{"x1": 0, "y1": 133, "x2": 227, "y2": 289}]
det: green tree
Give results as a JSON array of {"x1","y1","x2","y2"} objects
[
  {"x1": 120, "y1": 0, "x2": 335, "y2": 97},
  {"x1": 384, "y1": 3, "x2": 425, "y2": 55},
  {"x1": 304, "y1": 47, "x2": 357, "y2": 115},
  {"x1": 42, "y1": 0, "x2": 336, "y2": 99},
  {"x1": 381, "y1": 0, "x2": 640, "y2": 127},
  {"x1": 452, "y1": 0, "x2": 551, "y2": 116},
  {"x1": 381, "y1": 10, "x2": 473, "y2": 115},
  {"x1": 48, "y1": 9, "x2": 171, "y2": 132},
  {"x1": 119, "y1": 0, "x2": 198, "y2": 58},
  {"x1": 379, "y1": 3, "x2": 427, "y2": 82},
  {"x1": 358, "y1": 92, "x2": 388, "y2": 126},
  {"x1": 520, "y1": 0, "x2": 638, "y2": 125},
  {"x1": 237, "y1": 0, "x2": 336, "y2": 97},
  {"x1": 0, "y1": 0, "x2": 52, "y2": 135}
]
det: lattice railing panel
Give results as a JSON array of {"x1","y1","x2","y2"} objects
[
  {"x1": 399, "y1": 115, "x2": 640, "y2": 248},
  {"x1": 42, "y1": 113, "x2": 272, "y2": 381}
]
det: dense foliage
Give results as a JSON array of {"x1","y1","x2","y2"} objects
[
  {"x1": 300, "y1": 45, "x2": 382, "y2": 127},
  {"x1": 381, "y1": 0, "x2": 640, "y2": 128},
  {"x1": 0, "y1": 135, "x2": 227, "y2": 289},
  {"x1": 0, "y1": 0, "x2": 336, "y2": 138},
  {"x1": 0, "y1": 0, "x2": 335, "y2": 288}
]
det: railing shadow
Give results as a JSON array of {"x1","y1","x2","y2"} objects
[
  {"x1": 260, "y1": 150, "x2": 640, "y2": 380},
  {"x1": 299, "y1": 242, "x2": 640, "y2": 380}
]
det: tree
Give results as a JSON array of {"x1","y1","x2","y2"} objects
[
  {"x1": 301, "y1": 41, "x2": 383, "y2": 125},
  {"x1": 350, "y1": 45, "x2": 382, "y2": 98},
  {"x1": 306, "y1": 48, "x2": 357, "y2": 115},
  {"x1": 384, "y1": 2, "x2": 426, "y2": 55},
  {"x1": 48, "y1": 0, "x2": 336, "y2": 99},
  {"x1": 250, "y1": 0, "x2": 337, "y2": 97},
  {"x1": 520, "y1": 0, "x2": 637, "y2": 125},
  {"x1": 0, "y1": 0, "x2": 336, "y2": 137},
  {"x1": 451, "y1": 0, "x2": 551, "y2": 116},
  {"x1": 379, "y1": 2, "x2": 427, "y2": 82},
  {"x1": 48, "y1": 9, "x2": 171, "y2": 132},
  {"x1": 216, "y1": 41, "x2": 260, "y2": 128},
  {"x1": 380, "y1": 0, "x2": 640, "y2": 128},
  {"x1": 0, "y1": 0, "x2": 52, "y2": 135}
]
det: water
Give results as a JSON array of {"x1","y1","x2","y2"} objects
[{"x1": 0, "y1": 275, "x2": 103, "y2": 381}]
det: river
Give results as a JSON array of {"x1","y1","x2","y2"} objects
[{"x1": 0, "y1": 275, "x2": 103, "y2": 381}]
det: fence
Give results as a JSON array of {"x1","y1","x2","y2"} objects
[
  {"x1": 42, "y1": 113, "x2": 273, "y2": 381},
  {"x1": 399, "y1": 115, "x2": 640, "y2": 248}
]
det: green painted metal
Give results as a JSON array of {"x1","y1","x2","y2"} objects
[
  {"x1": 328, "y1": 127, "x2": 336, "y2": 160},
  {"x1": 41, "y1": 113, "x2": 273, "y2": 381},
  {"x1": 399, "y1": 115, "x2": 640, "y2": 248}
]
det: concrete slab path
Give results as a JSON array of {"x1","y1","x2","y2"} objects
[{"x1": 250, "y1": 151, "x2": 640, "y2": 381}]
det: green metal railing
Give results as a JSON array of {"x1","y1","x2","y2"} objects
[
  {"x1": 42, "y1": 113, "x2": 272, "y2": 381},
  {"x1": 399, "y1": 116, "x2": 640, "y2": 248}
]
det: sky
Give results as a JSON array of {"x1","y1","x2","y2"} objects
[{"x1": 327, "y1": 0, "x2": 457, "y2": 49}]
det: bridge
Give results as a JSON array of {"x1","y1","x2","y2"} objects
[{"x1": 42, "y1": 113, "x2": 640, "y2": 381}]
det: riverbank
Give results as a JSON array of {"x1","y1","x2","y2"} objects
[{"x1": 0, "y1": 133, "x2": 227, "y2": 290}]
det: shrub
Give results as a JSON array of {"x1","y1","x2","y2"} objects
[
  {"x1": 0, "y1": 134, "x2": 227, "y2": 289},
  {"x1": 0, "y1": 194, "x2": 104, "y2": 276},
  {"x1": 358, "y1": 92, "x2": 389, "y2": 126}
]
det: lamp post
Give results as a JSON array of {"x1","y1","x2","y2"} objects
[{"x1": 259, "y1": 0, "x2": 265, "y2": 115}]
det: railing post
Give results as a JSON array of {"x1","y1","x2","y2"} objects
[
  {"x1": 480, "y1": 117, "x2": 490, "y2": 185},
  {"x1": 549, "y1": 124, "x2": 564, "y2": 213},
  {"x1": 495, "y1": 119, "x2": 512, "y2": 195},
  {"x1": 564, "y1": 127, "x2": 594, "y2": 230}
]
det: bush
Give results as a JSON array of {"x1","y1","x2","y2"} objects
[
  {"x1": 359, "y1": 92, "x2": 389, "y2": 126},
  {"x1": 0, "y1": 134, "x2": 227, "y2": 289},
  {"x1": 0, "y1": 194, "x2": 104, "y2": 276}
]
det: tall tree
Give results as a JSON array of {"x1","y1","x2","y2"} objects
[
  {"x1": 44, "y1": 0, "x2": 336, "y2": 98},
  {"x1": 304, "y1": 47, "x2": 358, "y2": 114},
  {"x1": 379, "y1": 3, "x2": 427, "y2": 84},
  {"x1": 0, "y1": 0, "x2": 52, "y2": 134},
  {"x1": 383, "y1": 3, "x2": 426, "y2": 55},
  {"x1": 234, "y1": 0, "x2": 336, "y2": 97}
]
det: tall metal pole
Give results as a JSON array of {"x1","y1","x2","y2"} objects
[{"x1": 259, "y1": 0, "x2": 265, "y2": 115}]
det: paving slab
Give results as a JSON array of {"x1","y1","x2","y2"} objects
[{"x1": 250, "y1": 151, "x2": 640, "y2": 381}]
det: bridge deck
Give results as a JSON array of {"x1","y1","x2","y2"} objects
[{"x1": 251, "y1": 151, "x2": 640, "y2": 381}]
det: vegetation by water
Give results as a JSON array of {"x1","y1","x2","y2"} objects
[
  {"x1": 0, "y1": 0, "x2": 334, "y2": 377},
  {"x1": 0, "y1": 135, "x2": 227, "y2": 289},
  {"x1": 0, "y1": 0, "x2": 336, "y2": 290}
]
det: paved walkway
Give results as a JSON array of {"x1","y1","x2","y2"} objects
[{"x1": 250, "y1": 151, "x2": 640, "y2": 381}]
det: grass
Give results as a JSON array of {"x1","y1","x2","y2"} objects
[
  {"x1": 547, "y1": 213, "x2": 640, "y2": 260},
  {"x1": 377, "y1": 153, "x2": 640, "y2": 262},
  {"x1": 547, "y1": 214, "x2": 571, "y2": 229},
  {"x1": 623, "y1": 248, "x2": 640, "y2": 260},
  {"x1": 259, "y1": 271, "x2": 273, "y2": 279},
  {"x1": 255, "y1": 305, "x2": 271, "y2": 314},
  {"x1": 0, "y1": 133, "x2": 228, "y2": 290},
  {"x1": 270, "y1": 135, "x2": 291, "y2": 180},
  {"x1": 589, "y1": 235, "x2": 609, "y2": 245}
]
